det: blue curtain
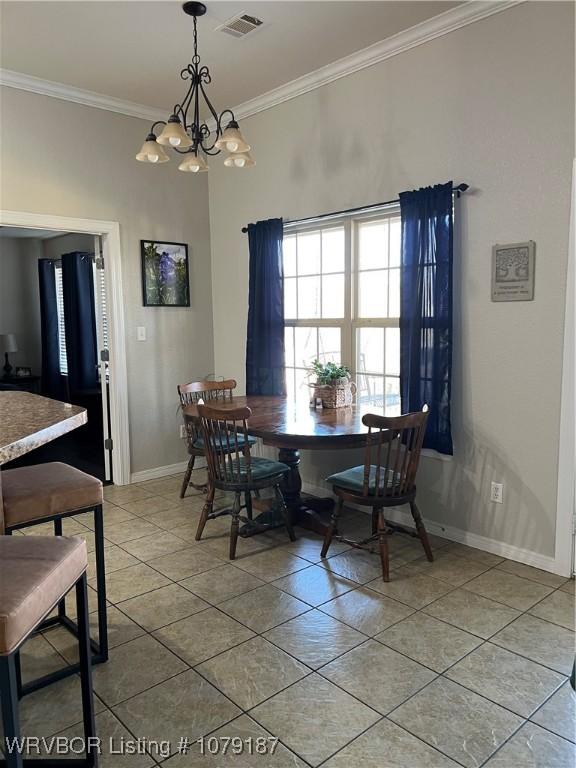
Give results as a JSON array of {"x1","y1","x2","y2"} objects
[
  {"x1": 62, "y1": 252, "x2": 99, "y2": 394},
  {"x1": 399, "y1": 181, "x2": 454, "y2": 455},
  {"x1": 246, "y1": 218, "x2": 286, "y2": 396},
  {"x1": 38, "y1": 259, "x2": 66, "y2": 400}
]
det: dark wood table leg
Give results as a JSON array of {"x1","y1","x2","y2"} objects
[
  {"x1": 239, "y1": 447, "x2": 334, "y2": 537},
  {"x1": 278, "y1": 448, "x2": 334, "y2": 535}
]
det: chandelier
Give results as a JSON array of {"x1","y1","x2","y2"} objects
[{"x1": 136, "y1": 2, "x2": 254, "y2": 173}]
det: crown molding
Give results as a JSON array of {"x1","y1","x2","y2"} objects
[
  {"x1": 0, "y1": 69, "x2": 167, "y2": 123},
  {"x1": 232, "y1": 0, "x2": 524, "y2": 122},
  {"x1": 1, "y1": 1, "x2": 523, "y2": 126}
]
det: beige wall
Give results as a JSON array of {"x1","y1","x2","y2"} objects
[
  {"x1": 208, "y1": 2, "x2": 574, "y2": 560},
  {"x1": 0, "y1": 89, "x2": 214, "y2": 474},
  {"x1": 0, "y1": 236, "x2": 42, "y2": 372}
]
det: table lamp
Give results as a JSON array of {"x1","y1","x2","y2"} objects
[{"x1": 0, "y1": 334, "x2": 18, "y2": 378}]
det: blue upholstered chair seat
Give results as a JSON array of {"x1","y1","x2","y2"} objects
[
  {"x1": 326, "y1": 465, "x2": 401, "y2": 495},
  {"x1": 193, "y1": 434, "x2": 257, "y2": 451},
  {"x1": 237, "y1": 456, "x2": 289, "y2": 481}
]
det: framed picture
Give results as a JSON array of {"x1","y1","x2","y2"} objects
[
  {"x1": 141, "y1": 240, "x2": 190, "y2": 307},
  {"x1": 15, "y1": 366, "x2": 32, "y2": 377},
  {"x1": 491, "y1": 241, "x2": 535, "y2": 302}
]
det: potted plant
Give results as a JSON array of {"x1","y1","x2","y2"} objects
[{"x1": 308, "y1": 360, "x2": 356, "y2": 408}]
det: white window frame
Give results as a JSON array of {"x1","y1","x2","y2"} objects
[{"x1": 283, "y1": 204, "x2": 401, "y2": 407}]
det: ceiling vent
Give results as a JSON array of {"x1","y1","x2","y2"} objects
[{"x1": 216, "y1": 12, "x2": 263, "y2": 39}]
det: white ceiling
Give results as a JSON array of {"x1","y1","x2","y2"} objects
[{"x1": 0, "y1": 1, "x2": 460, "y2": 113}]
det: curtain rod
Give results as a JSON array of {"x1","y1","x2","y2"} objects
[{"x1": 241, "y1": 183, "x2": 469, "y2": 233}]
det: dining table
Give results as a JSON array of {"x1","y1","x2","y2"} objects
[
  {"x1": 183, "y1": 394, "x2": 376, "y2": 537},
  {"x1": 0, "y1": 391, "x2": 87, "y2": 529}
]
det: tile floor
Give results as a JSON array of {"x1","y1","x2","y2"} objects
[{"x1": 11, "y1": 474, "x2": 576, "y2": 767}]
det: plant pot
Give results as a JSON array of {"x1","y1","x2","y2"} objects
[{"x1": 312, "y1": 379, "x2": 356, "y2": 409}]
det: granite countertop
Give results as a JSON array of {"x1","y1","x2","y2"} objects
[{"x1": 0, "y1": 392, "x2": 87, "y2": 465}]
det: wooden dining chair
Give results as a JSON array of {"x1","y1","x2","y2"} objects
[
  {"x1": 196, "y1": 403, "x2": 296, "y2": 559},
  {"x1": 177, "y1": 378, "x2": 256, "y2": 497},
  {"x1": 321, "y1": 406, "x2": 433, "y2": 581}
]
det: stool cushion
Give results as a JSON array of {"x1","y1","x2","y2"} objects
[
  {"x1": 326, "y1": 465, "x2": 401, "y2": 495},
  {"x1": 2, "y1": 463, "x2": 103, "y2": 529},
  {"x1": 0, "y1": 536, "x2": 87, "y2": 655}
]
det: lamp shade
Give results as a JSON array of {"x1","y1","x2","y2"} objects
[
  {"x1": 223, "y1": 151, "x2": 255, "y2": 168},
  {"x1": 0, "y1": 334, "x2": 18, "y2": 353},
  {"x1": 136, "y1": 134, "x2": 170, "y2": 163},
  {"x1": 156, "y1": 115, "x2": 193, "y2": 148},
  {"x1": 178, "y1": 152, "x2": 208, "y2": 173},
  {"x1": 215, "y1": 122, "x2": 250, "y2": 153}
]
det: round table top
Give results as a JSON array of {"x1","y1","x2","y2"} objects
[{"x1": 183, "y1": 394, "x2": 380, "y2": 449}]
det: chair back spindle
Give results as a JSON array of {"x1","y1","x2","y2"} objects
[
  {"x1": 198, "y1": 404, "x2": 253, "y2": 488},
  {"x1": 362, "y1": 406, "x2": 429, "y2": 499},
  {"x1": 177, "y1": 379, "x2": 237, "y2": 448}
]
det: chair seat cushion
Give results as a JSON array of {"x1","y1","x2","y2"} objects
[
  {"x1": 235, "y1": 456, "x2": 289, "y2": 482},
  {"x1": 193, "y1": 434, "x2": 257, "y2": 451},
  {"x1": 326, "y1": 464, "x2": 401, "y2": 495},
  {"x1": 2, "y1": 462, "x2": 103, "y2": 529},
  {"x1": 0, "y1": 536, "x2": 87, "y2": 655}
]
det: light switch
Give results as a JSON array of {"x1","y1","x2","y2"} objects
[{"x1": 137, "y1": 326, "x2": 146, "y2": 341}]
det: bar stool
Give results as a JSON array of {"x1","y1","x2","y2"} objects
[
  {"x1": 0, "y1": 536, "x2": 98, "y2": 768},
  {"x1": 1, "y1": 462, "x2": 107, "y2": 692}
]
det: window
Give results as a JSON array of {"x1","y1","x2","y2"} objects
[
  {"x1": 283, "y1": 209, "x2": 401, "y2": 414},
  {"x1": 54, "y1": 264, "x2": 68, "y2": 375}
]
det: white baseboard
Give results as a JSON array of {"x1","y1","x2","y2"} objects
[
  {"x1": 302, "y1": 481, "x2": 566, "y2": 577},
  {"x1": 130, "y1": 461, "x2": 189, "y2": 483}
]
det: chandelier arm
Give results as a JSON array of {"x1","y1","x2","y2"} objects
[
  {"x1": 217, "y1": 108, "x2": 236, "y2": 133},
  {"x1": 198, "y1": 81, "x2": 221, "y2": 132},
  {"x1": 177, "y1": 76, "x2": 199, "y2": 129},
  {"x1": 151, "y1": 120, "x2": 167, "y2": 134}
]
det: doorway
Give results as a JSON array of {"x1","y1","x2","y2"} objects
[
  {"x1": 0, "y1": 228, "x2": 110, "y2": 480},
  {"x1": 0, "y1": 211, "x2": 130, "y2": 485}
]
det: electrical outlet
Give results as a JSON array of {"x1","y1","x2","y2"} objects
[
  {"x1": 490, "y1": 482, "x2": 504, "y2": 504},
  {"x1": 179, "y1": 425, "x2": 187, "y2": 439}
]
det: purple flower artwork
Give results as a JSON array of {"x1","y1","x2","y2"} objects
[{"x1": 141, "y1": 241, "x2": 190, "y2": 306}]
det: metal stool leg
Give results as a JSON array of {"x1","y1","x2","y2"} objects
[
  {"x1": 76, "y1": 573, "x2": 98, "y2": 768},
  {"x1": 0, "y1": 654, "x2": 23, "y2": 768},
  {"x1": 93, "y1": 505, "x2": 108, "y2": 662},
  {"x1": 54, "y1": 518, "x2": 67, "y2": 619}
]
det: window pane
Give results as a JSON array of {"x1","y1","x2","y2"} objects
[
  {"x1": 298, "y1": 276, "x2": 320, "y2": 319},
  {"x1": 284, "y1": 327, "x2": 295, "y2": 367},
  {"x1": 388, "y1": 268, "x2": 400, "y2": 318},
  {"x1": 285, "y1": 367, "x2": 295, "y2": 402},
  {"x1": 284, "y1": 277, "x2": 297, "y2": 319},
  {"x1": 322, "y1": 274, "x2": 344, "y2": 318},
  {"x1": 318, "y1": 327, "x2": 341, "y2": 365},
  {"x1": 358, "y1": 270, "x2": 388, "y2": 318},
  {"x1": 294, "y1": 326, "x2": 317, "y2": 368},
  {"x1": 357, "y1": 327, "x2": 384, "y2": 375},
  {"x1": 357, "y1": 374, "x2": 385, "y2": 407},
  {"x1": 385, "y1": 377, "x2": 401, "y2": 415},
  {"x1": 297, "y1": 231, "x2": 321, "y2": 275},
  {"x1": 283, "y1": 236, "x2": 297, "y2": 276},
  {"x1": 358, "y1": 221, "x2": 388, "y2": 270},
  {"x1": 294, "y1": 367, "x2": 310, "y2": 402},
  {"x1": 389, "y1": 217, "x2": 401, "y2": 268},
  {"x1": 385, "y1": 327, "x2": 400, "y2": 376},
  {"x1": 322, "y1": 228, "x2": 345, "y2": 273}
]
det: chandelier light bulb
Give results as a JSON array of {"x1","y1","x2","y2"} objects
[
  {"x1": 156, "y1": 115, "x2": 193, "y2": 149},
  {"x1": 136, "y1": 134, "x2": 170, "y2": 163},
  {"x1": 224, "y1": 151, "x2": 255, "y2": 168},
  {"x1": 178, "y1": 152, "x2": 208, "y2": 173},
  {"x1": 215, "y1": 121, "x2": 250, "y2": 154}
]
